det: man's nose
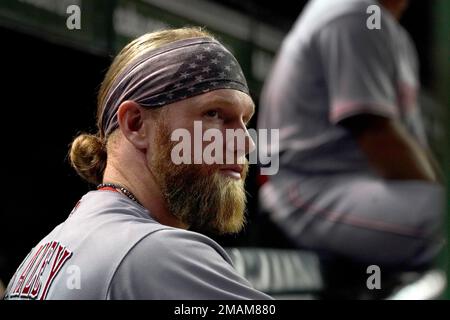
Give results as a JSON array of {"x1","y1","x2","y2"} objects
[{"x1": 225, "y1": 126, "x2": 256, "y2": 158}]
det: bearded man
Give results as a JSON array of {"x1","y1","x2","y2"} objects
[{"x1": 3, "y1": 27, "x2": 271, "y2": 300}]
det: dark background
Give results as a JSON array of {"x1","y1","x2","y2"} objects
[{"x1": 0, "y1": 0, "x2": 444, "y2": 286}]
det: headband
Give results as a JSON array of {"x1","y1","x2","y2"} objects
[{"x1": 100, "y1": 37, "x2": 250, "y2": 137}]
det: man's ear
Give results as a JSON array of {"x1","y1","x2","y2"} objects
[{"x1": 117, "y1": 100, "x2": 149, "y2": 150}]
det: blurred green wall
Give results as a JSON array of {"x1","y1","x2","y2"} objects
[{"x1": 432, "y1": 0, "x2": 450, "y2": 300}]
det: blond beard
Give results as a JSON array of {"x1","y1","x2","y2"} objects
[{"x1": 151, "y1": 122, "x2": 248, "y2": 235}]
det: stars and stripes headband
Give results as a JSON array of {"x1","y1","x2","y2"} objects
[{"x1": 101, "y1": 36, "x2": 250, "y2": 137}]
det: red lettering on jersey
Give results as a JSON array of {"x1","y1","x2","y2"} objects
[
  {"x1": 21, "y1": 242, "x2": 52, "y2": 297},
  {"x1": 8, "y1": 241, "x2": 73, "y2": 300},
  {"x1": 40, "y1": 244, "x2": 73, "y2": 300},
  {"x1": 12, "y1": 245, "x2": 45, "y2": 296},
  {"x1": 30, "y1": 241, "x2": 58, "y2": 299}
]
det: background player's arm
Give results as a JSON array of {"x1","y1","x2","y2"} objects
[
  {"x1": 318, "y1": 15, "x2": 441, "y2": 183},
  {"x1": 341, "y1": 114, "x2": 438, "y2": 182}
]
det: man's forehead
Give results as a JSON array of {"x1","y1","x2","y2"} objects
[{"x1": 191, "y1": 89, "x2": 255, "y2": 113}]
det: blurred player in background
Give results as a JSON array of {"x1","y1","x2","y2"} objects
[{"x1": 258, "y1": 0, "x2": 445, "y2": 286}]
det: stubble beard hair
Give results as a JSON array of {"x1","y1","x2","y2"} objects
[{"x1": 152, "y1": 122, "x2": 248, "y2": 235}]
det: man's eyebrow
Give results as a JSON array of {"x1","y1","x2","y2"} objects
[
  {"x1": 199, "y1": 96, "x2": 255, "y2": 121},
  {"x1": 208, "y1": 97, "x2": 255, "y2": 111},
  {"x1": 199, "y1": 96, "x2": 235, "y2": 108}
]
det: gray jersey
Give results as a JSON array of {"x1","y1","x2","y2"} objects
[
  {"x1": 259, "y1": 0, "x2": 427, "y2": 175},
  {"x1": 257, "y1": 0, "x2": 444, "y2": 266},
  {"x1": 3, "y1": 190, "x2": 272, "y2": 300}
]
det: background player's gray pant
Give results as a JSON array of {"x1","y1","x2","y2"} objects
[{"x1": 260, "y1": 170, "x2": 445, "y2": 268}]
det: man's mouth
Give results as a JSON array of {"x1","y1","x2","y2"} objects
[{"x1": 219, "y1": 165, "x2": 243, "y2": 180}]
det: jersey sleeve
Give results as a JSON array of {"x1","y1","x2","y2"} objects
[
  {"x1": 316, "y1": 13, "x2": 400, "y2": 124},
  {"x1": 107, "y1": 228, "x2": 273, "y2": 300}
]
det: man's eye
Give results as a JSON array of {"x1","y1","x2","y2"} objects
[{"x1": 205, "y1": 110, "x2": 219, "y2": 118}]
